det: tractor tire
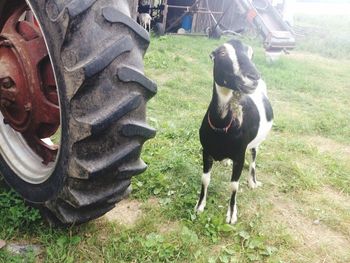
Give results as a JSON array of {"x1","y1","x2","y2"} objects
[{"x1": 0, "y1": 0, "x2": 156, "y2": 225}]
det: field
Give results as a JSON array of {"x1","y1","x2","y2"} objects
[{"x1": 1, "y1": 15, "x2": 350, "y2": 262}]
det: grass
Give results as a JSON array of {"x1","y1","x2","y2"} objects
[
  {"x1": 295, "y1": 14, "x2": 350, "y2": 59},
  {"x1": 1, "y1": 15, "x2": 350, "y2": 262}
]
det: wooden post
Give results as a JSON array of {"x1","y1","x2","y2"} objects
[
  {"x1": 191, "y1": 12, "x2": 197, "y2": 32},
  {"x1": 131, "y1": 0, "x2": 139, "y2": 19},
  {"x1": 162, "y1": 0, "x2": 168, "y2": 27}
]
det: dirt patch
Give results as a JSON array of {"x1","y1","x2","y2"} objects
[
  {"x1": 150, "y1": 72, "x2": 170, "y2": 86},
  {"x1": 104, "y1": 199, "x2": 143, "y2": 227},
  {"x1": 300, "y1": 187, "x2": 350, "y2": 237},
  {"x1": 316, "y1": 186, "x2": 350, "y2": 209},
  {"x1": 104, "y1": 198, "x2": 160, "y2": 227},
  {"x1": 0, "y1": 239, "x2": 5, "y2": 249},
  {"x1": 306, "y1": 135, "x2": 350, "y2": 157},
  {"x1": 184, "y1": 56, "x2": 195, "y2": 63},
  {"x1": 272, "y1": 196, "x2": 350, "y2": 262}
]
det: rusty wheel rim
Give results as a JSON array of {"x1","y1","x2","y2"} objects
[{"x1": 0, "y1": 1, "x2": 61, "y2": 184}]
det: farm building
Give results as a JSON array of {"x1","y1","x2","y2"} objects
[
  {"x1": 137, "y1": 0, "x2": 247, "y2": 34},
  {"x1": 163, "y1": 0, "x2": 248, "y2": 34},
  {"x1": 137, "y1": 0, "x2": 296, "y2": 51}
]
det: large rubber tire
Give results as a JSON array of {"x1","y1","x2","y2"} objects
[{"x1": 0, "y1": 0, "x2": 156, "y2": 225}]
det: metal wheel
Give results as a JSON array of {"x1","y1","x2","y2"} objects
[{"x1": 0, "y1": 2, "x2": 60, "y2": 184}]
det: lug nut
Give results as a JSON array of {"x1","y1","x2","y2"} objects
[
  {"x1": 0, "y1": 39, "x2": 12, "y2": 47},
  {"x1": 0, "y1": 99, "x2": 11, "y2": 107},
  {"x1": 24, "y1": 102, "x2": 32, "y2": 111},
  {"x1": 2, "y1": 77, "x2": 14, "y2": 89}
]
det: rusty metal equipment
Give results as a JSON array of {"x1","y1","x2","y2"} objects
[{"x1": 0, "y1": 3, "x2": 59, "y2": 164}]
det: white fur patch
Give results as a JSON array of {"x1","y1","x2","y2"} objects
[
  {"x1": 226, "y1": 204, "x2": 238, "y2": 224},
  {"x1": 223, "y1": 43, "x2": 240, "y2": 75},
  {"x1": 247, "y1": 46, "x2": 254, "y2": 60},
  {"x1": 201, "y1": 172, "x2": 211, "y2": 188},
  {"x1": 248, "y1": 178, "x2": 262, "y2": 189},
  {"x1": 215, "y1": 84, "x2": 233, "y2": 105},
  {"x1": 195, "y1": 172, "x2": 211, "y2": 213},
  {"x1": 226, "y1": 182, "x2": 239, "y2": 224},
  {"x1": 250, "y1": 161, "x2": 256, "y2": 170},
  {"x1": 215, "y1": 83, "x2": 233, "y2": 117},
  {"x1": 229, "y1": 181, "x2": 239, "y2": 192},
  {"x1": 223, "y1": 44, "x2": 256, "y2": 89},
  {"x1": 196, "y1": 202, "x2": 205, "y2": 213},
  {"x1": 242, "y1": 75, "x2": 256, "y2": 88},
  {"x1": 247, "y1": 79, "x2": 273, "y2": 150},
  {"x1": 222, "y1": 159, "x2": 233, "y2": 167}
]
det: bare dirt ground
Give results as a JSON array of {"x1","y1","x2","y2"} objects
[
  {"x1": 272, "y1": 195, "x2": 350, "y2": 262},
  {"x1": 104, "y1": 199, "x2": 144, "y2": 227},
  {"x1": 104, "y1": 197, "x2": 160, "y2": 227},
  {"x1": 307, "y1": 135, "x2": 350, "y2": 158}
]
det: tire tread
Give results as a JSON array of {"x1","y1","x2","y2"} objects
[{"x1": 40, "y1": 0, "x2": 156, "y2": 224}]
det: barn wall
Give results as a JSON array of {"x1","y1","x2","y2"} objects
[
  {"x1": 163, "y1": 0, "x2": 248, "y2": 33},
  {"x1": 168, "y1": 0, "x2": 194, "y2": 5},
  {"x1": 132, "y1": 0, "x2": 139, "y2": 19},
  {"x1": 166, "y1": 0, "x2": 195, "y2": 32},
  {"x1": 191, "y1": 0, "x2": 247, "y2": 33},
  {"x1": 191, "y1": 0, "x2": 226, "y2": 33}
]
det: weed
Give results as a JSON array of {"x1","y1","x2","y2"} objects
[{"x1": 0, "y1": 187, "x2": 41, "y2": 239}]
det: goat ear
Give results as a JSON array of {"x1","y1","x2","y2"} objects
[
  {"x1": 245, "y1": 45, "x2": 254, "y2": 60},
  {"x1": 209, "y1": 51, "x2": 215, "y2": 61}
]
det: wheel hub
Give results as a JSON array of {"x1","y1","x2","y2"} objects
[{"x1": 0, "y1": 4, "x2": 60, "y2": 164}]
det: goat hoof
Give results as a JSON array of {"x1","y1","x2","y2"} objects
[
  {"x1": 226, "y1": 214, "x2": 237, "y2": 225},
  {"x1": 195, "y1": 202, "x2": 206, "y2": 213},
  {"x1": 226, "y1": 207, "x2": 238, "y2": 224},
  {"x1": 256, "y1": 181, "x2": 263, "y2": 187},
  {"x1": 248, "y1": 180, "x2": 263, "y2": 189}
]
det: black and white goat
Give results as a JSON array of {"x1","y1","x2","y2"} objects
[{"x1": 195, "y1": 39, "x2": 273, "y2": 224}]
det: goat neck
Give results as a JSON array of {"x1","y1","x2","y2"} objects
[{"x1": 209, "y1": 83, "x2": 242, "y2": 128}]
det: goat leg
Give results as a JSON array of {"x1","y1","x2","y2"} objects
[
  {"x1": 226, "y1": 153, "x2": 245, "y2": 224},
  {"x1": 195, "y1": 150, "x2": 213, "y2": 213},
  {"x1": 248, "y1": 147, "x2": 263, "y2": 189}
]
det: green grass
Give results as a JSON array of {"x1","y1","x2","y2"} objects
[
  {"x1": 295, "y1": 15, "x2": 350, "y2": 59},
  {"x1": 1, "y1": 16, "x2": 350, "y2": 262}
]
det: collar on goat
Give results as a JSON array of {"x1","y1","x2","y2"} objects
[{"x1": 208, "y1": 111, "x2": 234, "y2": 133}]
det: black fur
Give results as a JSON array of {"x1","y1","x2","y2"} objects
[
  {"x1": 211, "y1": 39, "x2": 260, "y2": 94},
  {"x1": 199, "y1": 95, "x2": 260, "y2": 162},
  {"x1": 263, "y1": 96, "x2": 274, "y2": 121}
]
